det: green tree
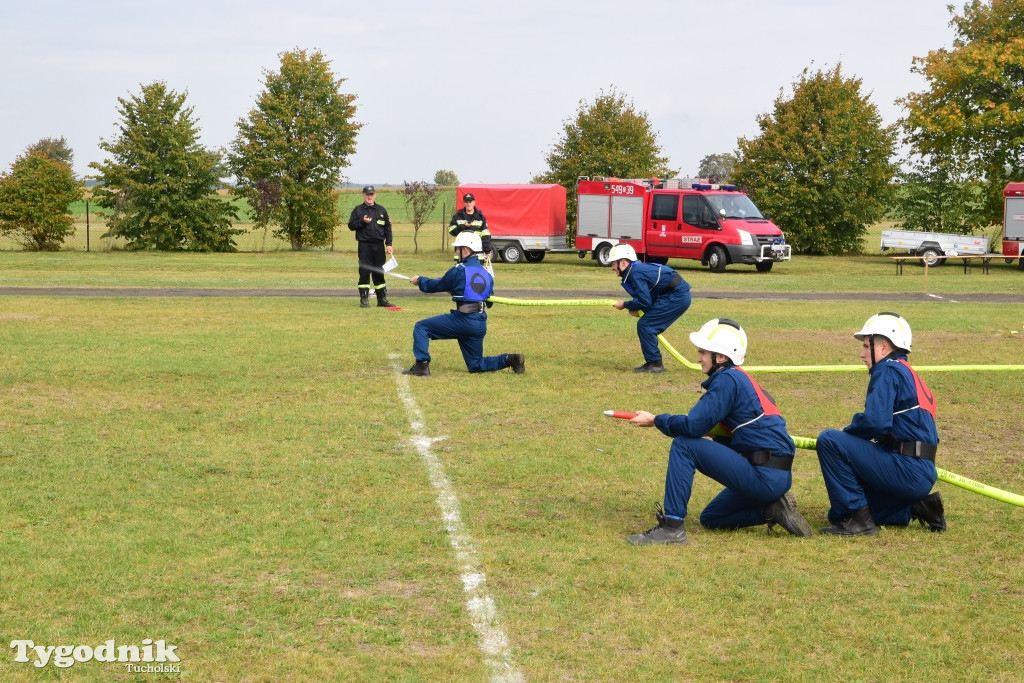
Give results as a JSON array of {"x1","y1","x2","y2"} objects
[
  {"x1": 900, "y1": 0, "x2": 1024, "y2": 224},
  {"x1": 733, "y1": 64, "x2": 897, "y2": 255},
  {"x1": 25, "y1": 137, "x2": 74, "y2": 167},
  {"x1": 433, "y1": 169, "x2": 459, "y2": 187},
  {"x1": 90, "y1": 82, "x2": 240, "y2": 251},
  {"x1": 0, "y1": 153, "x2": 83, "y2": 250},
  {"x1": 890, "y1": 154, "x2": 989, "y2": 234},
  {"x1": 697, "y1": 153, "x2": 738, "y2": 183},
  {"x1": 230, "y1": 49, "x2": 361, "y2": 251},
  {"x1": 402, "y1": 181, "x2": 442, "y2": 254},
  {"x1": 533, "y1": 87, "x2": 672, "y2": 242}
]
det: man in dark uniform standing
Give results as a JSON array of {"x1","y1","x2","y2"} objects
[
  {"x1": 348, "y1": 185, "x2": 394, "y2": 308},
  {"x1": 448, "y1": 193, "x2": 493, "y2": 260}
]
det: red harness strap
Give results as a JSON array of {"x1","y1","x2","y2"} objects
[
  {"x1": 896, "y1": 359, "x2": 937, "y2": 418},
  {"x1": 715, "y1": 368, "x2": 781, "y2": 435}
]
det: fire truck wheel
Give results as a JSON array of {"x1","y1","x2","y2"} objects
[
  {"x1": 1018, "y1": 257, "x2": 1024, "y2": 270},
  {"x1": 595, "y1": 243, "x2": 613, "y2": 267},
  {"x1": 501, "y1": 244, "x2": 523, "y2": 264},
  {"x1": 524, "y1": 250, "x2": 546, "y2": 263},
  {"x1": 706, "y1": 245, "x2": 728, "y2": 273},
  {"x1": 755, "y1": 260, "x2": 774, "y2": 273}
]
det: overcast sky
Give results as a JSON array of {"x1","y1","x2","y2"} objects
[{"x1": 1, "y1": 1, "x2": 958, "y2": 185}]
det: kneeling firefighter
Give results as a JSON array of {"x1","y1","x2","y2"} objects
[
  {"x1": 624, "y1": 318, "x2": 812, "y2": 544},
  {"x1": 403, "y1": 232, "x2": 525, "y2": 377}
]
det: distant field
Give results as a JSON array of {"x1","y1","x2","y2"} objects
[{"x1": 4, "y1": 189, "x2": 1006, "y2": 257}]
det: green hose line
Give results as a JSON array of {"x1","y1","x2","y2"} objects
[
  {"x1": 491, "y1": 296, "x2": 1024, "y2": 507},
  {"x1": 487, "y1": 296, "x2": 1024, "y2": 374},
  {"x1": 487, "y1": 296, "x2": 618, "y2": 307},
  {"x1": 791, "y1": 434, "x2": 1024, "y2": 508}
]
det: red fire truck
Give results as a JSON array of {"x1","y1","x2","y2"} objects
[
  {"x1": 574, "y1": 177, "x2": 791, "y2": 272},
  {"x1": 1002, "y1": 182, "x2": 1024, "y2": 268}
]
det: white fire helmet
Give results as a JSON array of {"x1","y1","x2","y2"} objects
[
  {"x1": 689, "y1": 318, "x2": 748, "y2": 366},
  {"x1": 452, "y1": 232, "x2": 483, "y2": 253},
  {"x1": 608, "y1": 243, "x2": 637, "y2": 264},
  {"x1": 854, "y1": 312, "x2": 912, "y2": 352}
]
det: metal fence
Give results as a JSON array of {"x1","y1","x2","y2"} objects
[{"x1": 0, "y1": 189, "x2": 461, "y2": 253}]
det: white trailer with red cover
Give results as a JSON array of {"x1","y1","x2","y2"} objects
[{"x1": 455, "y1": 184, "x2": 573, "y2": 264}]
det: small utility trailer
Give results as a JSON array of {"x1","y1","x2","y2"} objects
[{"x1": 880, "y1": 229, "x2": 990, "y2": 266}]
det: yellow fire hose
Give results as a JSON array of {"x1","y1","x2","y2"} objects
[{"x1": 490, "y1": 296, "x2": 1024, "y2": 507}]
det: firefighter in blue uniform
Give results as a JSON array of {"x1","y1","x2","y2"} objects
[
  {"x1": 816, "y1": 312, "x2": 946, "y2": 535},
  {"x1": 609, "y1": 244, "x2": 692, "y2": 373},
  {"x1": 403, "y1": 232, "x2": 524, "y2": 377},
  {"x1": 625, "y1": 319, "x2": 813, "y2": 545}
]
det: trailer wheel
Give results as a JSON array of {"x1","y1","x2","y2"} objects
[
  {"x1": 706, "y1": 245, "x2": 728, "y2": 273},
  {"x1": 919, "y1": 248, "x2": 945, "y2": 267},
  {"x1": 501, "y1": 244, "x2": 523, "y2": 264},
  {"x1": 594, "y1": 243, "x2": 613, "y2": 267},
  {"x1": 524, "y1": 250, "x2": 545, "y2": 263},
  {"x1": 755, "y1": 260, "x2": 774, "y2": 273}
]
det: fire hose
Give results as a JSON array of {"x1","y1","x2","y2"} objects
[{"x1": 486, "y1": 296, "x2": 1024, "y2": 506}]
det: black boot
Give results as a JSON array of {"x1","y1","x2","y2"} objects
[
  {"x1": 376, "y1": 287, "x2": 391, "y2": 307},
  {"x1": 506, "y1": 353, "x2": 525, "y2": 374},
  {"x1": 627, "y1": 505, "x2": 688, "y2": 545},
  {"x1": 820, "y1": 505, "x2": 878, "y2": 536},
  {"x1": 358, "y1": 288, "x2": 370, "y2": 308},
  {"x1": 633, "y1": 360, "x2": 665, "y2": 374},
  {"x1": 402, "y1": 360, "x2": 430, "y2": 377},
  {"x1": 765, "y1": 491, "x2": 813, "y2": 537},
  {"x1": 910, "y1": 491, "x2": 946, "y2": 532}
]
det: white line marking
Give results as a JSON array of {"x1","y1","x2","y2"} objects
[{"x1": 391, "y1": 355, "x2": 523, "y2": 682}]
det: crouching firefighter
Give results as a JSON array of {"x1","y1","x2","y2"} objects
[
  {"x1": 608, "y1": 244, "x2": 692, "y2": 373},
  {"x1": 815, "y1": 312, "x2": 946, "y2": 536},
  {"x1": 624, "y1": 319, "x2": 812, "y2": 545},
  {"x1": 403, "y1": 232, "x2": 525, "y2": 377}
]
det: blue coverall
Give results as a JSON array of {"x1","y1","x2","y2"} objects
[
  {"x1": 619, "y1": 261, "x2": 692, "y2": 363},
  {"x1": 816, "y1": 353, "x2": 939, "y2": 526},
  {"x1": 653, "y1": 365, "x2": 796, "y2": 529},
  {"x1": 412, "y1": 256, "x2": 509, "y2": 373}
]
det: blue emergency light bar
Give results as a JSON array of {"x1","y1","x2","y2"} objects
[{"x1": 691, "y1": 183, "x2": 738, "y2": 191}]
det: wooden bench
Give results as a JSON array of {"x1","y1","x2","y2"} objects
[{"x1": 891, "y1": 254, "x2": 1001, "y2": 275}]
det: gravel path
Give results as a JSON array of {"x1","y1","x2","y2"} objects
[{"x1": 1, "y1": 286, "x2": 1023, "y2": 303}]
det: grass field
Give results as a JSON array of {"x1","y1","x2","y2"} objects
[{"x1": 0, "y1": 253, "x2": 1022, "y2": 680}]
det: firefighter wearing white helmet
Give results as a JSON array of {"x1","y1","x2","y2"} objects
[
  {"x1": 815, "y1": 312, "x2": 945, "y2": 536},
  {"x1": 609, "y1": 244, "x2": 692, "y2": 373},
  {"x1": 623, "y1": 318, "x2": 812, "y2": 545},
  {"x1": 402, "y1": 231, "x2": 524, "y2": 377}
]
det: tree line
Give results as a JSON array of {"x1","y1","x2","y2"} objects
[{"x1": 2, "y1": 2, "x2": 1023, "y2": 254}]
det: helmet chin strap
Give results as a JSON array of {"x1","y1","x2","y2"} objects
[{"x1": 708, "y1": 352, "x2": 732, "y2": 376}]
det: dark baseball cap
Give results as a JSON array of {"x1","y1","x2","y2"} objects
[
  {"x1": 362, "y1": 185, "x2": 375, "y2": 194},
  {"x1": 463, "y1": 193, "x2": 475, "y2": 202}
]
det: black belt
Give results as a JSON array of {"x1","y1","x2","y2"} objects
[
  {"x1": 741, "y1": 449, "x2": 792, "y2": 471},
  {"x1": 880, "y1": 436, "x2": 937, "y2": 461},
  {"x1": 456, "y1": 302, "x2": 486, "y2": 314},
  {"x1": 658, "y1": 274, "x2": 684, "y2": 295}
]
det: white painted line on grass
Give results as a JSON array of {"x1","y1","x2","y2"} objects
[{"x1": 391, "y1": 355, "x2": 523, "y2": 682}]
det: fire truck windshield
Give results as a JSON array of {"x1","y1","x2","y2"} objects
[{"x1": 706, "y1": 194, "x2": 763, "y2": 220}]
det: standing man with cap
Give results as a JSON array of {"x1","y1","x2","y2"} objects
[
  {"x1": 348, "y1": 185, "x2": 393, "y2": 308},
  {"x1": 815, "y1": 312, "x2": 946, "y2": 536},
  {"x1": 403, "y1": 232, "x2": 524, "y2": 377},
  {"x1": 449, "y1": 193, "x2": 493, "y2": 261},
  {"x1": 624, "y1": 318, "x2": 812, "y2": 545},
  {"x1": 609, "y1": 244, "x2": 692, "y2": 373}
]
